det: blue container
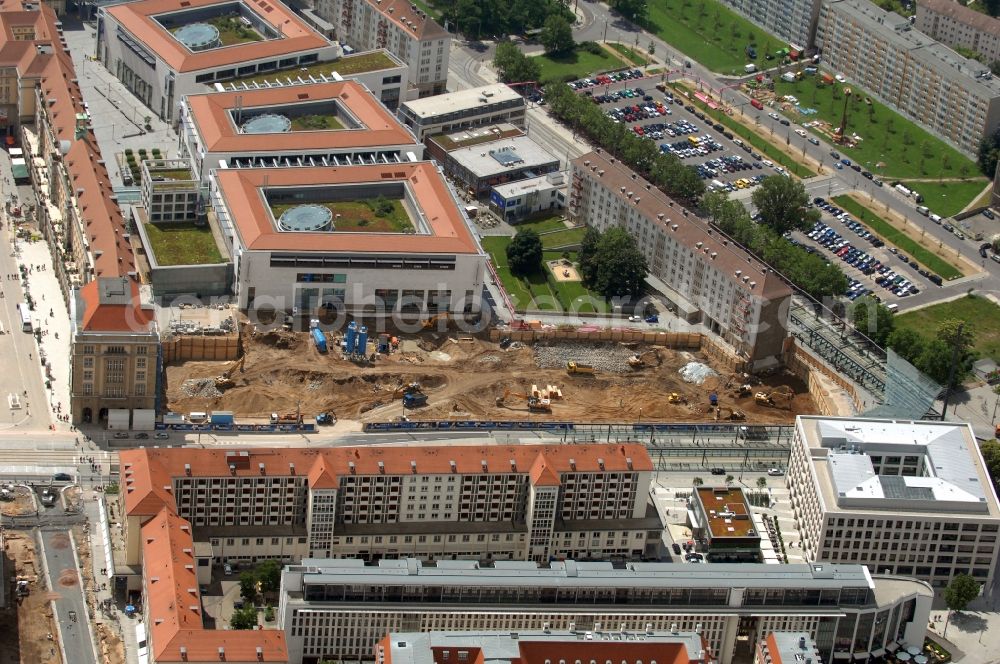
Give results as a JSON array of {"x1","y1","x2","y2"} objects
[
  {"x1": 344, "y1": 321, "x2": 357, "y2": 355},
  {"x1": 311, "y1": 328, "x2": 328, "y2": 353},
  {"x1": 357, "y1": 325, "x2": 368, "y2": 355}
]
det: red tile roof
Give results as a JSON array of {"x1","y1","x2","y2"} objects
[
  {"x1": 214, "y1": 163, "x2": 481, "y2": 254},
  {"x1": 362, "y1": 0, "x2": 448, "y2": 41},
  {"x1": 105, "y1": 0, "x2": 332, "y2": 73},
  {"x1": 185, "y1": 81, "x2": 417, "y2": 154},
  {"x1": 77, "y1": 279, "x2": 155, "y2": 333}
]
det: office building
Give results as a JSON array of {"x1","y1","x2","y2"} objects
[
  {"x1": 786, "y1": 416, "x2": 1000, "y2": 588},
  {"x1": 315, "y1": 0, "x2": 450, "y2": 97},
  {"x1": 568, "y1": 151, "x2": 791, "y2": 368},
  {"x1": 96, "y1": 0, "x2": 341, "y2": 122},
  {"x1": 429, "y1": 131, "x2": 560, "y2": 197},
  {"x1": 208, "y1": 162, "x2": 486, "y2": 315},
  {"x1": 375, "y1": 630, "x2": 714, "y2": 664},
  {"x1": 398, "y1": 85, "x2": 526, "y2": 141},
  {"x1": 916, "y1": 0, "x2": 1000, "y2": 65},
  {"x1": 178, "y1": 81, "x2": 423, "y2": 182},
  {"x1": 689, "y1": 487, "x2": 761, "y2": 562},
  {"x1": 276, "y1": 558, "x2": 932, "y2": 664},
  {"x1": 117, "y1": 443, "x2": 661, "y2": 568},
  {"x1": 719, "y1": 0, "x2": 821, "y2": 50},
  {"x1": 817, "y1": 0, "x2": 1000, "y2": 156},
  {"x1": 754, "y1": 632, "x2": 819, "y2": 664},
  {"x1": 489, "y1": 172, "x2": 567, "y2": 223}
]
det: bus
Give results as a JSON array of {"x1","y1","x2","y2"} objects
[{"x1": 16, "y1": 303, "x2": 31, "y2": 332}]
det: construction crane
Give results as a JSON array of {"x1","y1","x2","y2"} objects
[
  {"x1": 495, "y1": 389, "x2": 552, "y2": 413},
  {"x1": 754, "y1": 385, "x2": 795, "y2": 408},
  {"x1": 627, "y1": 349, "x2": 661, "y2": 369},
  {"x1": 214, "y1": 356, "x2": 246, "y2": 391}
]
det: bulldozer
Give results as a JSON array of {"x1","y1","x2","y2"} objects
[
  {"x1": 627, "y1": 349, "x2": 661, "y2": 369},
  {"x1": 495, "y1": 389, "x2": 552, "y2": 413},
  {"x1": 754, "y1": 385, "x2": 795, "y2": 409},
  {"x1": 667, "y1": 392, "x2": 688, "y2": 405},
  {"x1": 214, "y1": 355, "x2": 246, "y2": 391},
  {"x1": 714, "y1": 406, "x2": 746, "y2": 421}
]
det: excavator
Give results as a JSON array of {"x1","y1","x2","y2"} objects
[
  {"x1": 392, "y1": 382, "x2": 422, "y2": 399},
  {"x1": 627, "y1": 349, "x2": 661, "y2": 369},
  {"x1": 421, "y1": 313, "x2": 453, "y2": 330},
  {"x1": 754, "y1": 385, "x2": 795, "y2": 409},
  {"x1": 495, "y1": 389, "x2": 552, "y2": 413},
  {"x1": 214, "y1": 355, "x2": 246, "y2": 391},
  {"x1": 714, "y1": 406, "x2": 746, "y2": 421},
  {"x1": 667, "y1": 392, "x2": 688, "y2": 405}
]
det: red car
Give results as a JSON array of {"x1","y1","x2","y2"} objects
[{"x1": 634, "y1": 125, "x2": 644, "y2": 135}]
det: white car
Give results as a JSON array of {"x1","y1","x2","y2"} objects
[
  {"x1": 794, "y1": 129, "x2": 807, "y2": 137},
  {"x1": 768, "y1": 112, "x2": 780, "y2": 121},
  {"x1": 628, "y1": 315, "x2": 643, "y2": 322},
  {"x1": 767, "y1": 468, "x2": 785, "y2": 476}
]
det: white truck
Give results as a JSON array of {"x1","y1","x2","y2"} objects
[{"x1": 744, "y1": 64, "x2": 757, "y2": 73}]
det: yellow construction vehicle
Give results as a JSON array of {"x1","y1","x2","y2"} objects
[
  {"x1": 392, "y1": 382, "x2": 422, "y2": 399},
  {"x1": 421, "y1": 313, "x2": 453, "y2": 330},
  {"x1": 667, "y1": 392, "x2": 688, "y2": 404},
  {"x1": 566, "y1": 361, "x2": 595, "y2": 375},
  {"x1": 627, "y1": 349, "x2": 661, "y2": 368},
  {"x1": 754, "y1": 385, "x2": 795, "y2": 408},
  {"x1": 714, "y1": 406, "x2": 746, "y2": 421},
  {"x1": 214, "y1": 356, "x2": 246, "y2": 390},
  {"x1": 496, "y1": 389, "x2": 552, "y2": 413}
]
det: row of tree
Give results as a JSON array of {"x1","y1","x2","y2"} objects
[
  {"x1": 436, "y1": 0, "x2": 572, "y2": 40},
  {"x1": 543, "y1": 83, "x2": 706, "y2": 203}
]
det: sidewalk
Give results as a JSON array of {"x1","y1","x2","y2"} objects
[{"x1": 85, "y1": 496, "x2": 139, "y2": 664}]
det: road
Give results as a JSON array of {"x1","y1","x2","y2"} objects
[{"x1": 38, "y1": 527, "x2": 98, "y2": 664}]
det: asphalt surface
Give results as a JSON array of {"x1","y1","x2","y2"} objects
[{"x1": 39, "y1": 526, "x2": 98, "y2": 664}]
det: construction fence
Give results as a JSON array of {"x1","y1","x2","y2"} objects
[{"x1": 161, "y1": 335, "x2": 240, "y2": 363}]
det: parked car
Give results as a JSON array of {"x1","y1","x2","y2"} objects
[
  {"x1": 134, "y1": 432, "x2": 149, "y2": 440},
  {"x1": 53, "y1": 473, "x2": 72, "y2": 482},
  {"x1": 710, "y1": 467, "x2": 726, "y2": 475},
  {"x1": 672, "y1": 543, "x2": 682, "y2": 555},
  {"x1": 767, "y1": 468, "x2": 784, "y2": 476},
  {"x1": 154, "y1": 432, "x2": 170, "y2": 440},
  {"x1": 113, "y1": 432, "x2": 129, "y2": 439}
]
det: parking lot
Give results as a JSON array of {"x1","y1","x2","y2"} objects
[
  {"x1": 790, "y1": 197, "x2": 939, "y2": 303},
  {"x1": 570, "y1": 74, "x2": 792, "y2": 192}
]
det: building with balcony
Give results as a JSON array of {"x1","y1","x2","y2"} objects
[
  {"x1": 315, "y1": 0, "x2": 449, "y2": 97},
  {"x1": 398, "y1": 85, "x2": 526, "y2": 141},
  {"x1": 689, "y1": 487, "x2": 761, "y2": 563},
  {"x1": 178, "y1": 80, "x2": 422, "y2": 182},
  {"x1": 916, "y1": 0, "x2": 1000, "y2": 65},
  {"x1": 568, "y1": 150, "x2": 791, "y2": 368},
  {"x1": 786, "y1": 415, "x2": 1000, "y2": 589},
  {"x1": 817, "y1": 0, "x2": 1000, "y2": 156},
  {"x1": 718, "y1": 0, "x2": 821, "y2": 50},
  {"x1": 276, "y1": 558, "x2": 932, "y2": 664}
]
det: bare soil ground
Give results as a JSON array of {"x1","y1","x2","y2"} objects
[
  {"x1": 1, "y1": 488, "x2": 36, "y2": 517},
  {"x1": 0, "y1": 531, "x2": 59, "y2": 664},
  {"x1": 73, "y1": 524, "x2": 124, "y2": 664},
  {"x1": 164, "y1": 327, "x2": 815, "y2": 423}
]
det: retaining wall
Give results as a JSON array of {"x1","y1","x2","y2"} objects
[{"x1": 162, "y1": 334, "x2": 239, "y2": 363}]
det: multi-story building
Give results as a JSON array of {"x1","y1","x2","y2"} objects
[
  {"x1": 568, "y1": 151, "x2": 791, "y2": 368},
  {"x1": 277, "y1": 557, "x2": 932, "y2": 664},
  {"x1": 754, "y1": 632, "x2": 820, "y2": 664},
  {"x1": 817, "y1": 0, "x2": 1000, "y2": 156},
  {"x1": 97, "y1": 0, "x2": 341, "y2": 123},
  {"x1": 786, "y1": 415, "x2": 1000, "y2": 589},
  {"x1": 118, "y1": 443, "x2": 662, "y2": 569},
  {"x1": 315, "y1": 0, "x2": 449, "y2": 97},
  {"x1": 69, "y1": 277, "x2": 160, "y2": 426},
  {"x1": 208, "y1": 162, "x2": 486, "y2": 315},
  {"x1": 397, "y1": 85, "x2": 526, "y2": 141},
  {"x1": 689, "y1": 487, "x2": 761, "y2": 562},
  {"x1": 718, "y1": 0, "x2": 821, "y2": 50},
  {"x1": 489, "y1": 172, "x2": 567, "y2": 223},
  {"x1": 428, "y1": 130, "x2": 561, "y2": 197},
  {"x1": 178, "y1": 81, "x2": 422, "y2": 182},
  {"x1": 916, "y1": 0, "x2": 1000, "y2": 65},
  {"x1": 375, "y1": 629, "x2": 714, "y2": 664},
  {"x1": 0, "y1": 8, "x2": 64, "y2": 140}
]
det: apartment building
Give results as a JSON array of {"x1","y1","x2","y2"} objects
[
  {"x1": 916, "y1": 0, "x2": 1000, "y2": 64},
  {"x1": 316, "y1": 0, "x2": 449, "y2": 97},
  {"x1": 718, "y1": 0, "x2": 821, "y2": 50},
  {"x1": 398, "y1": 85, "x2": 526, "y2": 141},
  {"x1": 97, "y1": 0, "x2": 341, "y2": 123},
  {"x1": 276, "y1": 558, "x2": 932, "y2": 664},
  {"x1": 786, "y1": 416, "x2": 1000, "y2": 589},
  {"x1": 375, "y1": 629, "x2": 714, "y2": 664},
  {"x1": 117, "y1": 443, "x2": 662, "y2": 570},
  {"x1": 178, "y1": 81, "x2": 422, "y2": 182},
  {"x1": 569, "y1": 151, "x2": 791, "y2": 368},
  {"x1": 209, "y1": 162, "x2": 486, "y2": 315},
  {"x1": 817, "y1": 0, "x2": 1000, "y2": 156}
]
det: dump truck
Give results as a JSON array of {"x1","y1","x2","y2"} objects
[
  {"x1": 403, "y1": 392, "x2": 428, "y2": 408},
  {"x1": 566, "y1": 361, "x2": 595, "y2": 375}
]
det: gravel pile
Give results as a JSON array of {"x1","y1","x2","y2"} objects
[
  {"x1": 180, "y1": 378, "x2": 222, "y2": 398},
  {"x1": 533, "y1": 342, "x2": 635, "y2": 374}
]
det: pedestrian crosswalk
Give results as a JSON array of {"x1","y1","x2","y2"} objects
[{"x1": 0, "y1": 448, "x2": 115, "y2": 467}]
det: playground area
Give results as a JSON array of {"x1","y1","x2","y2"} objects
[{"x1": 547, "y1": 258, "x2": 581, "y2": 282}]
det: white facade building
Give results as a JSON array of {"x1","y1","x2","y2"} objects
[
  {"x1": 397, "y1": 85, "x2": 526, "y2": 140},
  {"x1": 787, "y1": 416, "x2": 1000, "y2": 589},
  {"x1": 719, "y1": 0, "x2": 821, "y2": 50},
  {"x1": 489, "y1": 172, "x2": 567, "y2": 223},
  {"x1": 916, "y1": 0, "x2": 1000, "y2": 65}
]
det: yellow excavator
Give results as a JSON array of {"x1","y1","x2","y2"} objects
[
  {"x1": 392, "y1": 382, "x2": 423, "y2": 399},
  {"x1": 627, "y1": 349, "x2": 661, "y2": 369},
  {"x1": 667, "y1": 392, "x2": 688, "y2": 405},
  {"x1": 714, "y1": 406, "x2": 746, "y2": 421},
  {"x1": 754, "y1": 385, "x2": 795, "y2": 409},
  {"x1": 421, "y1": 313, "x2": 453, "y2": 330},
  {"x1": 214, "y1": 356, "x2": 246, "y2": 391},
  {"x1": 496, "y1": 389, "x2": 552, "y2": 413}
]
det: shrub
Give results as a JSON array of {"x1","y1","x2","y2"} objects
[
  {"x1": 579, "y1": 41, "x2": 603, "y2": 55},
  {"x1": 124, "y1": 148, "x2": 134, "y2": 156}
]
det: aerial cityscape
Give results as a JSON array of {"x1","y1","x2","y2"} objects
[{"x1": 1, "y1": 0, "x2": 1000, "y2": 663}]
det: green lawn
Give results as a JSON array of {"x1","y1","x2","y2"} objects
[
  {"x1": 832, "y1": 196, "x2": 964, "y2": 280},
  {"x1": 678, "y1": 84, "x2": 815, "y2": 178},
  {"x1": 900, "y1": 179, "x2": 989, "y2": 218},
  {"x1": 144, "y1": 222, "x2": 224, "y2": 266},
  {"x1": 270, "y1": 199, "x2": 413, "y2": 233},
  {"x1": 531, "y1": 47, "x2": 627, "y2": 83},
  {"x1": 482, "y1": 237, "x2": 607, "y2": 313},
  {"x1": 233, "y1": 52, "x2": 397, "y2": 85},
  {"x1": 540, "y1": 227, "x2": 586, "y2": 248},
  {"x1": 289, "y1": 114, "x2": 345, "y2": 131},
  {"x1": 510, "y1": 215, "x2": 568, "y2": 234},
  {"x1": 150, "y1": 168, "x2": 194, "y2": 181},
  {"x1": 646, "y1": 0, "x2": 775, "y2": 75},
  {"x1": 607, "y1": 43, "x2": 648, "y2": 67},
  {"x1": 895, "y1": 295, "x2": 1000, "y2": 362},
  {"x1": 773, "y1": 78, "x2": 977, "y2": 180}
]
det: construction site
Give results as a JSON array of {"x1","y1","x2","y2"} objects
[{"x1": 163, "y1": 321, "x2": 817, "y2": 424}]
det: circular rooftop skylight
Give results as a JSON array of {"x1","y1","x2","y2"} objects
[
  {"x1": 175, "y1": 23, "x2": 221, "y2": 51},
  {"x1": 242, "y1": 113, "x2": 292, "y2": 134},
  {"x1": 278, "y1": 204, "x2": 334, "y2": 232}
]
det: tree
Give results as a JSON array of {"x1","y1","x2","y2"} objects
[
  {"x1": 929, "y1": 317, "x2": 978, "y2": 385},
  {"x1": 609, "y1": 0, "x2": 647, "y2": 21},
  {"x1": 751, "y1": 176, "x2": 818, "y2": 234},
  {"x1": 540, "y1": 14, "x2": 574, "y2": 55},
  {"x1": 578, "y1": 226, "x2": 602, "y2": 286},
  {"x1": 886, "y1": 327, "x2": 925, "y2": 363},
  {"x1": 980, "y1": 439, "x2": 1000, "y2": 496},
  {"x1": 991, "y1": 59, "x2": 1000, "y2": 76},
  {"x1": 725, "y1": 474, "x2": 734, "y2": 485},
  {"x1": 756, "y1": 477, "x2": 768, "y2": 489},
  {"x1": 986, "y1": 0, "x2": 1000, "y2": 17},
  {"x1": 591, "y1": 228, "x2": 649, "y2": 299},
  {"x1": 238, "y1": 571, "x2": 258, "y2": 602},
  {"x1": 506, "y1": 229, "x2": 543, "y2": 276},
  {"x1": 692, "y1": 477, "x2": 704, "y2": 487},
  {"x1": 979, "y1": 125, "x2": 1000, "y2": 177},
  {"x1": 494, "y1": 41, "x2": 541, "y2": 84},
  {"x1": 915, "y1": 338, "x2": 954, "y2": 385},
  {"x1": 230, "y1": 605, "x2": 259, "y2": 630},
  {"x1": 256, "y1": 560, "x2": 282, "y2": 595},
  {"x1": 944, "y1": 574, "x2": 981, "y2": 613},
  {"x1": 851, "y1": 295, "x2": 895, "y2": 346}
]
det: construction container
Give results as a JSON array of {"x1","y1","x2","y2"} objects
[
  {"x1": 312, "y1": 327, "x2": 328, "y2": 353},
  {"x1": 344, "y1": 321, "x2": 357, "y2": 354},
  {"x1": 357, "y1": 326, "x2": 368, "y2": 355}
]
